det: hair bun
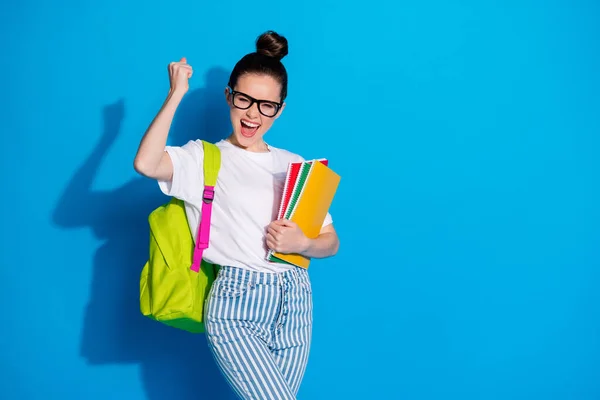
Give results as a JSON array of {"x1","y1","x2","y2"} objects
[{"x1": 256, "y1": 31, "x2": 288, "y2": 61}]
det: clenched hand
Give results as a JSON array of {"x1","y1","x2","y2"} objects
[
  {"x1": 266, "y1": 219, "x2": 309, "y2": 254},
  {"x1": 168, "y1": 57, "x2": 193, "y2": 95}
]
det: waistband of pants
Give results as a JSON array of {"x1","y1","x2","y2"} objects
[{"x1": 218, "y1": 264, "x2": 309, "y2": 286}]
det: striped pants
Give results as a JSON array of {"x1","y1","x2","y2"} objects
[{"x1": 204, "y1": 265, "x2": 313, "y2": 400}]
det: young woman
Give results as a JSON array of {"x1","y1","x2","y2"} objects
[{"x1": 134, "y1": 31, "x2": 340, "y2": 399}]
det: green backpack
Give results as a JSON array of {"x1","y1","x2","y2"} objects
[{"x1": 139, "y1": 140, "x2": 221, "y2": 333}]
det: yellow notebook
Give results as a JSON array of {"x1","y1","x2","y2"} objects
[{"x1": 268, "y1": 159, "x2": 341, "y2": 269}]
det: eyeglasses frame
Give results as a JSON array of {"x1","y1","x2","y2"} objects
[{"x1": 227, "y1": 87, "x2": 283, "y2": 118}]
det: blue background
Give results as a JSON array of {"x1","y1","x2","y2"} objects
[{"x1": 2, "y1": 0, "x2": 599, "y2": 399}]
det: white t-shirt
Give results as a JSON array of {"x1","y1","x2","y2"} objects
[{"x1": 158, "y1": 139, "x2": 333, "y2": 273}]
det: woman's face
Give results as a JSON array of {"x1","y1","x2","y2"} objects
[{"x1": 225, "y1": 73, "x2": 285, "y2": 151}]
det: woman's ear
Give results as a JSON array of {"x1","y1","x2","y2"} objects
[
  {"x1": 224, "y1": 87, "x2": 231, "y2": 105},
  {"x1": 275, "y1": 102, "x2": 286, "y2": 119}
]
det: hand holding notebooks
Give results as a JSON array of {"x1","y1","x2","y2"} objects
[{"x1": 268, "y1": 158, "x2": 340, "y2": 269}]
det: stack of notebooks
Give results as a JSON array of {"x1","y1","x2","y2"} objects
[{"x1": 267, "y1": 158, "x2": 341, "y2": 269}]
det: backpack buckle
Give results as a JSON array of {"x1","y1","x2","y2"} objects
[{"x1": 203, "y1": 186, "x2": 215, "y2": 204}]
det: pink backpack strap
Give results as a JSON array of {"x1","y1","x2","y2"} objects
[
  {"x1": 190, "y1": 185, "x2": 215, "y2": 272},
  {"x1": 189, "y1": 140, "x2": 220, "y2": 273}
]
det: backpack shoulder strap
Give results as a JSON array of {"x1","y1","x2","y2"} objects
[
  {"x1": 203, "y1": 140, "x2": 221, "y2": 187},
  {"x1": 191, "y1": 140, "x2": 222, "y2": 272}
]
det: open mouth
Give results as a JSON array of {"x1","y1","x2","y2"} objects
[{"x1": 240, "y1": 119, "x2": 260, "y2": 138}]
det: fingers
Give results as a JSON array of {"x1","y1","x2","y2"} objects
[
  {"x1": 181, "y1": 65, "x2": 193, "y2": 78},
  {"x1": 267, "y1": 227, "x2": 284, "y2": 242},
  {"x1": 169, "y1": 58, "x2": 193, "y2": 77},
  {"x1": 271, "y1": 219, "x2": 295, "y2": 229},
  {"x1": 275, "y1": 219, "x2": 295, "y2": 228},
  {"x1": 170, "y1": 57, "x2": 189, "y2": 67},
  {"x1": 267, "y1": 227, "x2": 282, "y2": 243},
  {"x1": 266, "y1": 232, "x2": 279, "y2": 251},
  {"x1": 174, "y1": 65, "x2": 193, "y2": 77},
  {"x1": 268, "y1": 223, "x2": 283, "y2": 235},
  {"x1": 267, "y1": 221, "x2": 298, "y2": 252}
]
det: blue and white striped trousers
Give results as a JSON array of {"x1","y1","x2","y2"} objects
[{"x1": 204, "y1": 265, "x2": 313, "y2": 400}]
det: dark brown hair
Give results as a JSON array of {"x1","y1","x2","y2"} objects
[{"x1": 228, "y1": 31, "x2": 289, "y2": 102}]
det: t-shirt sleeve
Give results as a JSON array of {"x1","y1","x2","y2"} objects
[
  {"x1": 157, "y1": 140, "x2": 205, "y2": 202},
  {"x1": 322, "y1": 211, "x2": 333, "y2": 228}
]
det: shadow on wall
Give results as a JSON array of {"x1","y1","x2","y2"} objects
[{"x1": 52, "y1": 67, "x2": 238, "y2": 400}]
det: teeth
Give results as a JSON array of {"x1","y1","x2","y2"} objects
[{"x1": 242, "y1": 120, "x2": 259, "y2": 128}]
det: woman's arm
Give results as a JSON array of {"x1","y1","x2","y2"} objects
[
  {"x1": 299, "y1": 224, "x2": 339, "y2": 259},
  {"x1": 266, "y1": 220, "x2": 340, "y2": 259},
  {"x1": 133, "y1": 58, "x2": 193, "y2": 181}
]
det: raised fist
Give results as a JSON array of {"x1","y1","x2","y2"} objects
[{"x1": 168, "y1": 57, "x2": 193, "y2": 94}]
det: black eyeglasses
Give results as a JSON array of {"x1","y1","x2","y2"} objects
[{"x1": 228, "y1": 87, "x2": 282, "y2": 118}]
